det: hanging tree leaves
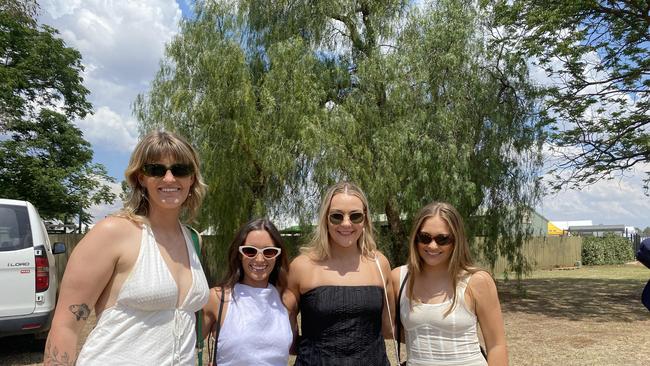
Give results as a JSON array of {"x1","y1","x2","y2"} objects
[{"x1": 493, "y1": 0, "x2": 650, "y2": 192}]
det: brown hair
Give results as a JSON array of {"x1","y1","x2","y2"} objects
[{"x1": 217, "y1": 218, "x2": 290, "y2": 293}]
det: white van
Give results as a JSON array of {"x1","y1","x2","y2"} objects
[{"x1": 0, "y1": 199, "x2": 66, "y2": 339}]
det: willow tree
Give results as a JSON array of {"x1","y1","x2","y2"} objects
[
  {"x1": 136, "y1": 0, "x2": 544, "y2": 276},
  {"x1": 241, "y1": 0, "x2": 544, "y2": 273},
  {"x1": 133, "y1": 1, "x2": 324, "y2": 281}
]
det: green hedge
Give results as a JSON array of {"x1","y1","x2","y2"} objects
[{"x1": 582, "y1": 235, "x2": 634, "y2": 265}]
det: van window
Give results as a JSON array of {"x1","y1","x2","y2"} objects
[{"x1": 0, "y1": 204, "x2": 33, "y2": 252}]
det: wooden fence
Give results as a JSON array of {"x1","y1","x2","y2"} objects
[
  {"x1": 475, "y1": 236, "x2": 583, "y2": 274},
  {"x1": 50, "y1": 233, "x2": 84, "y2": 285},
  {"x1": 51, "y1": 234, "x2": 583, "y2": 283}
]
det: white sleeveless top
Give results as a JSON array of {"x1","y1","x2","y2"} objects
[
  {"x1": 399, "y1": 266, "x2": 487, "y2": 366},
  {"x1": 76, "y1": 223, "x2": 210, "y2": 366},
  {"x1": 216, "y1": 283, "x2": 292, "y2": 366}
]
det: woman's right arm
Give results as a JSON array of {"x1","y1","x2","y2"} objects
[
  {"x1": 43, "y1": 218, "x2": 126, "y2": 366},
  {"x1": 282, "y1": 255, "x2": 305, "y2": 355}
]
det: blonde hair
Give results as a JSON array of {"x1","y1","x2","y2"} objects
[
  {"x1": 406, "y1": 201, "x2": 479, "y2": 316},
  {"x1": 116, "y1": 130, "x2": 207, "y2": 223},
  {"x1": 301, "y1": 182, "x2": 377, "y2": 260}
]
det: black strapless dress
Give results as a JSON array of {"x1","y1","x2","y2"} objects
[{"x1": 294, "y1": 286, "x2": 390, "y2": 366}]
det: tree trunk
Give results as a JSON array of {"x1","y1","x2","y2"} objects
[{"x1": 384, "y1": 197, "x2": 408, "y2": 266}]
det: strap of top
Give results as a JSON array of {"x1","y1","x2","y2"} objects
[
  {"x1": 185, "y1": 225, "x2": 204, "y2": 366},
  {"x1": 374, "y1": 257, "x2": 399, "y2": 365},
  {"x1": 211, "y1": 286, "x2": 225, "y2": 365},
  {"x1": 396, "y1": 265, "x2": 409, "y2": 363}
]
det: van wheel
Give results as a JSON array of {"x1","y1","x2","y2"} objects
[{"x1": 30, "y1": 336, "x2": 47, "y2": 352}]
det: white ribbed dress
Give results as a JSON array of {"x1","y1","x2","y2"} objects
[
  {"x1": 399, "y1": 266, "x2": 487, "y2": 366},
  {"x1": 76, "y1": 223, "x2": 210, "y2": 366}
]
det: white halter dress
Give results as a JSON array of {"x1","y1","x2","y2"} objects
[{"x1": 76, "y1": 223, "x2": 210, "y2": 365}]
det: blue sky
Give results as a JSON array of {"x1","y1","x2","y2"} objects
[{"x1": 37, "y1": 1, "x2": 649, "y2": 229}]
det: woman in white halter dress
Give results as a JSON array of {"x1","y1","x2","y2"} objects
[{"x1": 45, "y1": 131, "x2": 209, "y2": 366}]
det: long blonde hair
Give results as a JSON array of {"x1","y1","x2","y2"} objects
[
  {"x1": 117, "y1": 130, "x2": 207, "y2": 223},
  {"x1": 301, "y1": 182, "x2": 377, "y2": 260},
  {"x1": 406, "y1": 201, "x2": 479, "y2": 315}
]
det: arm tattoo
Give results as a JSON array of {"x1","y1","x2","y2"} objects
[
  {"x1": 68, "y1": 303, "x2": 90, "y2": 321},
  {"x1": 44, "y1": 342, "x2": 74, "y2": 366}
]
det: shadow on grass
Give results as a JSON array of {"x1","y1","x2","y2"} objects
[{"x1": 498, "y1": 277, "x2": 649, "y2": 322}]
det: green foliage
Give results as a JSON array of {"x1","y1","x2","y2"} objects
[
  {"x1": 0, "y1": 0, "x2": 115, "y2": 224},
  {"x1": 493, "y1": 0, "x2": 650, "y2": 192},
  {"x1": 0, "y1": 110, "x2": 116, "y2": 223},
  {"x1": 582, "y1": 235, "x2": 634, "y2": 266},
  {"x1": 0, "y1": 0, "x2": 91, "y2": 129},
  {"x1": 136, "y1": 0, "x2": 545, "y2": 278}
]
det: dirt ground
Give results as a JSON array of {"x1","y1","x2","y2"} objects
[{"x1": 2, "y1": 264, "x2": 648, "y2": 365}]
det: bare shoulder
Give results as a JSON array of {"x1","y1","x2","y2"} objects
[
  {"x1": 70, "y1": 217, "x2": 139, "y2": 260},
  {"x1": 467, "y1": 270, "x2": 497, "y2": 294},
  {"x1": 390, "y1": 265, "x2": 405, "y2": 283},
  {"x1": 79, "y1": 216, "x2": 140, "y2": 247},
  {"x1": 289, "y1": 253, "x2": 314, "y2": 272},
  {"x1": 211, "y1": 286, "x2": 232, "y2": 302},
  {"x1": 371, "y1": 250, "x2": 392, "y2": 272}
]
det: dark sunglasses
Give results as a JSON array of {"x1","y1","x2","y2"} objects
[
  {"x1": 141, "y1": 163, "x2": 194, "y2": 178},
  {"x1": 416, "y1": 232, "x2": 454, "y2": 246},
  {"x1": 328, "y1": 211, "x2": 365, "y2": 225},
  {"x1": 239, "y1": 245, "x2": 282, "y2": 259}
]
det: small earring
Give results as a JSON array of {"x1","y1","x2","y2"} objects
[{"x1": 188, "y1": 192, "x2": 192, "y2": 197}]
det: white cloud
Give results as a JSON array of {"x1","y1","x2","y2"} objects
[
  {"x1": 41, "y1": 0, "x2": 180, "y2": 87},
  {"x1": 36, "y1": 0, "x2": 182, "y2": 174},
  {"x1": 538, "y1": 166, "x2": 650, "y2": 229},
  {"x1": 76, "y1": 106, "x2": 139, "y2": 153}
]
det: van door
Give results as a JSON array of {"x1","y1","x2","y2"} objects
[{"x1": 0, "y1": 204, "x2": 36, "y2": 317}]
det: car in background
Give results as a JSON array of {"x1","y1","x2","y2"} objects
[{"x1": 0, "y1": 199, "x2": 66, "y2": 339}]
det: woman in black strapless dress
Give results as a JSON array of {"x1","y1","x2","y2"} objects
[{"x1": 284, "y1": 182, "x2": 394, "y2": 366}]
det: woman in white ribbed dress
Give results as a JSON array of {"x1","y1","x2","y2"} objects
[
  {"x1": 391, "y1": 202, "x2": 508, "y2": 366},
  {"x1": 201, "y1": 218, "x2": 292, "y2": 366},
  {"x1": 45, "y1": 131, "x2": 209, "y2": 366}
]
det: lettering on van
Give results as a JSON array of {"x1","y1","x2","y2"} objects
[{"x1": 8, "y1": 262, "x2": 31, "y2": 267}]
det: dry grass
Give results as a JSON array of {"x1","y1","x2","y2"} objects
[
  {"x1": 497, "y1": 263, "x2": 650, "y2": 366},
  {"x1": 2, "y1": 264, "x2": 648, "y2": 365}
]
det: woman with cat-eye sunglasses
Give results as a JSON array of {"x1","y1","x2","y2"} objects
[{"x1": 201, "y1": 218, "x2": 292, "y2": 366}]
